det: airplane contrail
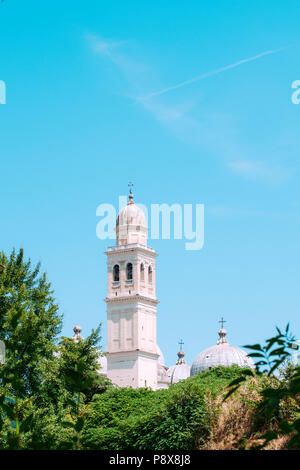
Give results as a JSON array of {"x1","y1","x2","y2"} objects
[{"x1": 141, "y1": 45, "x2": 293, "y2": 100}]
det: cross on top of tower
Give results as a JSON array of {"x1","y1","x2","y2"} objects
[
  {"x1": 128, "y1": 182, "x2": 134, "y2": 203},
  {"x1": 128, "y1": 181, "x2": 133, "y2": 193},
  {"x1": 179, "y1": 339, "x2": 184, "y2": 350},
  {"x1": 219, "y1": 317, "x2": 226, "y2": 329}
]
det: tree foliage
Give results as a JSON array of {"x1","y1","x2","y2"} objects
[
  {"x1": 0, "y1": 248, "x2": 110, "y2": 449},
  {"x1": 0, "y1": 248, "x2": 299, "y2": 450},
  {"x1": 0, "y1": 248, "x2": 62, "y2": 398},
  {"x1": 225, "y1": 324, "x2": 300, "y2": 449},
  {"x1": 80, "y1": 366, "x2": 244, "y2": 450}
]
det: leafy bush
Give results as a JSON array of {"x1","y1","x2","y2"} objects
[
  {"x1": 81, "y1": 366, "x2": 244, "y2": 450},
  {"x1": 225, "y1": 325, "x2": 300, "y2": 449}
]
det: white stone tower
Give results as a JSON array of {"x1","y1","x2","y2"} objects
[{"x1": 105, "y1": 189, "x2": 159, "y2": 389}]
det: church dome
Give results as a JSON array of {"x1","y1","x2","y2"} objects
[
  {"x1": 116, "y1": 189, "x2": 147, "y2": 246},
  {"x1": 167, "y1": 348, "x2": 190, "y2": 384},
  {"x1": 191, "y1": 327, "x2": 254, "y2": 376},
  {"x1": 116, "y1": 191, "x2": 146, "y2": 228}
]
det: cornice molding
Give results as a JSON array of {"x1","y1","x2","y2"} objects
[
  {"x1": 106, "y1": 349, "x2": 159, "y2": 359},
  {"x1": 105, "y1": 245, "x2": 158, "y2": 258},
  {"x1": 105, "y1": 294, "x2": 159, "y2": 305}
]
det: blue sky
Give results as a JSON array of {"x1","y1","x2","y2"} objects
[{"x1": 0, "y1": 0, "x2": 300, "y2": 366}]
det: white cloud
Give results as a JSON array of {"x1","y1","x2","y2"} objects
[
  {"x1": 88, "y1": 34, "x2": 292, "y2": 185},
  {"x1": 142, "y1": 45, "x2": 292, "y2": 100},
  {"x1": 88, "y1": 34, "x2": 128, "y2": 59}
]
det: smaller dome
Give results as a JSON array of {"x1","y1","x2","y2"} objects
[
  {"x1": 167, "y1": 363, "x2": 190, "y2": 384},
  {"x1": 167, "y1": 348, "x2": 190, "y2": 384}
]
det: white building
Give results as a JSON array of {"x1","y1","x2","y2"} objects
[
  {"x1": 104, "y1": 189, "x2": 169, "y2": 390},
  {"x1": 74, "y1": 190, "x2": 255, "y2": 390}
]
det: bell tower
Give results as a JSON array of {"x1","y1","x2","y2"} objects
[{"x1": 105, "y1": 189, "x2": 159, "y2": 389}]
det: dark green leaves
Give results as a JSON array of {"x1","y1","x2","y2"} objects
[
  {"x1": 244, "y1": 325, "x2": 296, "y2": 377},
  {"x1": 225, "y1": 324, "x2": 300, "y2": 449}
]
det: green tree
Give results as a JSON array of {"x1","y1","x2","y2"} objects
[
  {"x1": 43, "y1": 326, "x2": 112, "y2": 449},
  {"x1": 0, "y1": 248, "x2": 111, "y2": 449},
  {"x1": 57, "y1": 325, "x2": 111, "y2": 407},
  {"x1": 0, "y1": 248, "x2": 62, "y2": 447},
  {"x1": 0, "y1": 248, "x2": 62, "y2": 398}
]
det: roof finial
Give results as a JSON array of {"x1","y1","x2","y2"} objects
[
  {"x1": 128, "y1": 182, "x2": 134, "y2": 204},
  {"x1": 217, "y1": 318, "x2": 228, "y2": 345},
  {"x1": 176, "y1": 339, "x2": 186, "y2": 364},
  {"x1": 73, "y1": 325, "x2": 83, "y2": 342}
]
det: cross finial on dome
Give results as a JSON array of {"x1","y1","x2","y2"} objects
[
  {"x1": 176, "y1": 339, "x2": 186, "y2": 364},
  {"x1": 217, "y1": 318, "x2": 228, "y2": 345},
  {"x1": 128, "y1": 182, "x2": 134, "y2": 204}
]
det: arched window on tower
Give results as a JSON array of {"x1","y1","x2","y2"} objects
[
  {"x1": 126, "y1": 262, "x2": 133, "y2": 281},
  {"x1": 148, "y1": 265, "x2": 153, "y2": 284},
  {"x1": 113, "y1": 264, "x2": 120, "y2": 282},
  {"x1": 140, "y1": 263, "x2": 144, "y2": 281}
]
